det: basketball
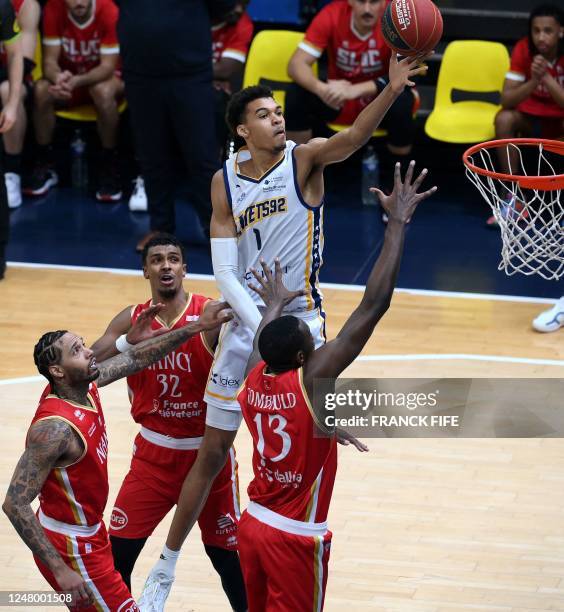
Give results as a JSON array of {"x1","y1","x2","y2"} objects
[{"x1": 382, "y1": 0, "x2": 443, "y2": 56}]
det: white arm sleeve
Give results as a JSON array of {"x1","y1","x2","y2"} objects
[
  {"x1": 205, "y1": 404, "x2": 243, "y2": 432},
  {"x1": 211, "y1": 237, "x2": 262, "y2": 333}
]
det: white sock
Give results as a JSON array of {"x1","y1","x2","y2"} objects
[{"x1": 154, "y1": 544, "x2": 180, "y2": 577}]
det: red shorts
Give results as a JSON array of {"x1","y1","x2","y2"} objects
[
  {"x1": 35, "y1": 520, "x2": 138, "y2": 612},
  {"x1": 238, "y1": 511, "x2": 332, "y2": 612},
  {"x1": 109, "y1": 432, "x2": 240, "y2": 549}
]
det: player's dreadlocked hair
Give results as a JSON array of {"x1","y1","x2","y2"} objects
[
  {"x1": 258, "y1": 316, "x2": 307, "y2": 372},
  {"x1": 226, "y1": 84, "x2": 275, "y2": 136},
  {"x1": 33, "y1": 330, "x2": 68, "y2": 387},
  {"x1": 528, "y1": 4, "x2": 564, "y2": 57}
]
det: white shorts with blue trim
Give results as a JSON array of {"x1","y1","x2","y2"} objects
[{"x1": 203, "y1": 309, "x2": 326, "y2": 412}]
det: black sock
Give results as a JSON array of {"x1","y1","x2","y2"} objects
[
  {"x1": 109, "y1": 535, "x2": 147, "y2": 592},
  {"x1": 36, "y1": 144, "x2": 53, "y2": 166},
  {"x1": 4, "y1": 153, "x2": 21, "y2": 174},
  {"x1": 204, "y1": 545, "x2": 247, "y2": 612},
  {"x1": 101, "y1": 147, "x2": 117, "y2": 164}
]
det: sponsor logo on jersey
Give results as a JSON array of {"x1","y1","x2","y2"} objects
[
  {"x1": 211, "y1": 372, "x2": 240, "y2": 388},
  {"x1": 96, "y1": 431, "x2": 109, "y2": 465},
  {"x1": 117, "y1": 598, "x2": 140, "y2": 612},
  {"x1": 185, "y1": 314, "x2": 200, "y2": 321},
  {"x1": 110, "y1": 507, "x2": 128, "y2": 531},
  {"x1": 62, "y1": 37, "x2": 100, "y2": 62},
  {"x1": 87, "y1": 422, "x2": 97, "y2": 437},
  {"x1": 74, "y1": 409, "x2": 85, "y2": 421},
  {"x1": 237, "y1": 196, "x2": 287, "y2": 233},
  {"x1": 216, "y1": 513, "x2": 236, "y2": 533}
]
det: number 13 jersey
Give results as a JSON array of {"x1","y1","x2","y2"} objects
[{"x1": 223, "y1": 141, "x2": 324, "y2": 312}]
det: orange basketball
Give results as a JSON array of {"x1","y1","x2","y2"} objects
[{"x1": 382, "y1": 0, "x2": 443, "y2": 56}]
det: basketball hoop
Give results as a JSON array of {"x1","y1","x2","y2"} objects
[{"x1": 463, "y1": 138, "x2": 564, "y2": 281}]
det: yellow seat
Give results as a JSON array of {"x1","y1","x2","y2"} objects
[
  {"x1": 243, "y1": 30, "x2": 316, "y2": 112},
  {"x1": 425, "y1": 40, "x2": 509, "y2": 144}
]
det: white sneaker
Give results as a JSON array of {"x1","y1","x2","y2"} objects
[
  {"x1": 532, "y1": 297, "x2": 564, "y2": 333},
  {"x1": 128, "y1": 175, "x2": 147, "y2": 212},
  {"x1": 137, "y1": 569, "x2": 174, "y2": 612},
  {"x1": 5, "y1": 172, "x2": 22, "y2": 208}
]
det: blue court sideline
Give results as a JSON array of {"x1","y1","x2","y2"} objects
[{"x1": 6, "y1": 165, "x2": 563, "y2": 300}]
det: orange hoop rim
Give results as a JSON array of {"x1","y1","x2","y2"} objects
[{"x1": 463, "y1": 138, "x2": 564, "y2": 191}]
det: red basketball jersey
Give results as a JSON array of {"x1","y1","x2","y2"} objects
[
  {"x1": 127, "y1": 295, "x2": 214, "y2": 438},
  {"x1": 300, "y1": 0, "x2": 391, "y2": 124},
  {"x1": 238, "y1": 363, "x2": 337, "y2": 523},
  {"x1": 507, "y1": 37, "x2": 564, "y2": 118},
  {"x1": 29, "y1": 384, "x2": 109, "y2": 527},
  {"x1": 42, "y1": 0, "x2": 119, "y2": 75},
  {"x1": 211, "y1": 12, "x2": 253, "y2": 65}
]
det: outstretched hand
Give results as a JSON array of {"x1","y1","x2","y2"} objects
[
  {"x1": 126, "y1": 303, "x2": 168, "y2": 345},
  {"x1": 336, "y1": 428, "x2": 369, "y2": 452},
  {"x1": 388, "y1": 50, "x2": 432, "y2": 94},
  {"x1": 249, "y1": 259, "x2": 305, "y2": 309},
  {"x1": 371, "y1": 160, "x2": 437, "y2": 223},
  {"x1": 199, "y1": 300, "x2": 233, "y2": 330}
]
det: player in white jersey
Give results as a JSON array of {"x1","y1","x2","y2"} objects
[{"x1": 139, "y1": 50, "x2": 429, "y2": 608}]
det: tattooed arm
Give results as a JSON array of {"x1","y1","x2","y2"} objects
[
  {"x1": 96, "y1": 300, "x2": 232, "y2": 388},
  {"x1": 2, "y1": 419, "x2": 93, "y2": 605}
]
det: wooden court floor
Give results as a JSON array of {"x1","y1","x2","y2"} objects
[{"x1": 1, "y1": 265, "x2": 564, "y2": 611}]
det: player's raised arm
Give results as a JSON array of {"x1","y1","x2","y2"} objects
[
  {"x1": 90, "y1": 303, "x2": 167, "y2": 362},
  {"x1": 245, "y1": 259, "x2": 306, "y2": 375},
  {"x1": 210, "y1": 168, "x2": 262, "y2": 331},
  {"x1": 305, "y1": 162, "x2": 436, "y2": 384},
  {"x1": 96, "y1": 301, "x2": 232, "y2": 387},
  {"x1": 2, "y1": 419, "x2": 93, "y2": 606},
  {"x1": 297, "y1": 52, "x2": 429, "y2": 169}
]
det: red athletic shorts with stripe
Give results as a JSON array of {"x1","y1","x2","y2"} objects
[
  {"x1": 34, "y1": 521, "x2": 139, "y2": 612},
  {"x1": 109, "y1": 433, "x2": 240, "y2": 549},
  {"x1": 238, "y1": 511, "x2": 332, "y2": 612}
]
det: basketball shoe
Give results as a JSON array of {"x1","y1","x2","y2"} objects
[
  {"x1": 137, "y1": 568, "x2": 174, "y2": 612},
  {"x1": 128, "y1": 176, "x2": 147, "y2": 211},
  {"x1": 532, "y1": 297, "x2": 564, "y2": 333}
]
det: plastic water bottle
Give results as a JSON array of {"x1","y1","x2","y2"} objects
[
  {"x1": 70, "y1": 129, "x2": 87, "y2": 189},
  {"x1": 361, "y1": 145, "x2": 379, "y2": 206}
]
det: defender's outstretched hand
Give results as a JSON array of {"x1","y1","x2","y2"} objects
[
  {"x1": 371, "y1": 161, "x2": 437, "y2": 223},
  {"x1": 126, "y1": 303, "x2": 168, "y2": 345},
  {"x1": 249, "y1": 259, "x2": 306, "y2": 309}
]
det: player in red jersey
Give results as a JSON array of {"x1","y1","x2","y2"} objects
[
  {"x1": 24, "y1": 0, "x2": 123, "y2": 202},
  {"x1": 237, "y1": 162, "x2": 436, "y2": 611},
  {"x1": 488, "y1": 3, "x2": 564, "y2": 227},
  {"x1": 90, "y1": 233, "x2": 247, "y2": 611},
  {"x1": 286, "y1": 0, "x2": 419, "y2": 192},
  {"x1": 2, "y1": 302, "x2": 231, "y2": 610},
  {"x1": 0, "y1": 0, "x2": 40, "y2": 209}
]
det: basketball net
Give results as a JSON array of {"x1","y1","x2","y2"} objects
[{"x1": 463, "y1": 138, "x2": 564, "y2": 281}]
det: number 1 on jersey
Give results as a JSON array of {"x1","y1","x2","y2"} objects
[{"x1": 253, "y1": 228, "x2": 262, "y2": 251}]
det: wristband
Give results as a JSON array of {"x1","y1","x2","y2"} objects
[{"x1": 115, "y1": 334, "x2": 134, "y2": 353}]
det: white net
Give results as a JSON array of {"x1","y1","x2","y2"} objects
[{"x1": 464, "y1": 140, "x2": 564, "y2": 281}]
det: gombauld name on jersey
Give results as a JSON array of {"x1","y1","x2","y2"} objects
[{"x1": 238, "y1": 196, "x2": 287, "y2": 233}]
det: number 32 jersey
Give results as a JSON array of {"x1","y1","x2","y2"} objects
[
  {"x1": 126, "y1": 295, "x2": 214, "y2": 438},
  {"x1": 223, "y1": 141, "x2": 324, "y2": 312}
]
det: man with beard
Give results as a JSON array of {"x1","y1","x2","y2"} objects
[
  {"x1": 91, "y1": 233, "x2": 247, "y2": 612},
  {"x1": 2, "y1": 300, "x2": 231, "y2": 610},
  {"x1": 286, "y1": 0, "x2": 419, "y2": 195}
]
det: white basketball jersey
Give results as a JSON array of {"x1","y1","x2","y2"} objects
[{"x1": 223, "y1": 141, "x2": 324, "y2": 313}]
